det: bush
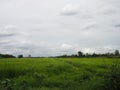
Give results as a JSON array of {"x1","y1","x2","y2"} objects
[{"x1": 104, "y1": 59, "x2": 120, "y2": 90}]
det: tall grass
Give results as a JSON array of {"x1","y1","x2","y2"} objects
[
  {"x1": 0, "y1": 58, "x2": 120, "y2": 90},
  {"x1": 104, "y1": 58, "x2": 120, "y2": 90}
]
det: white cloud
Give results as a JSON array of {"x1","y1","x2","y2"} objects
[
  {"x1": 61, "y1": 4, "x2": 79, "y2": 16},
  {"x1": 4, "y1": 25, "x2": 17, "y2": 30},
  {"x1": 61, "y1": 44, "x2": 73, "y2": 49}
]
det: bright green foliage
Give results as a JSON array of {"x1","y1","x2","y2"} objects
[{"x1": 0, "y1": 58, "x2": 120, "y2": 90}]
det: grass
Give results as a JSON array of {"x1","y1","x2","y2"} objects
[{"x1": 0, "y1": 58, "x2": 120, "y2": 90}]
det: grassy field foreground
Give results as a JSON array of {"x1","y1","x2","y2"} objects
[{"x1": 0, "y1": 58, "x2": 120, "y2": 90}]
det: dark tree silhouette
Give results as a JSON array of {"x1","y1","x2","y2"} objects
[
  {"x1": 18, "y1": 55, "x2": 23, "y2": 58},
  {"x1": 0, "y1": 54, "x2": 16, "y2": 58},
  {"x1": 114, "y1": 50, "x2": 119, "y2": 56},
  {"x1": 78, "y1": 51, "x2": 83, "y2": 57},
  {"x1": 28, "y1": 54, "x2": 31, "y2": 58}
]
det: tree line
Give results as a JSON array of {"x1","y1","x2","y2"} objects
[
  {"x1": 0, "y1": 50, "x2": 120, "y2": 58},
  {"x1": 0, "y1": 54, "x2": 16, "y2": 58},
  {"x1": 56, "y1": 50, "x2": 120, "y2": 58}
]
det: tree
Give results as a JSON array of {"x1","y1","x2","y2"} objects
[
  {"x1": 0, "y1": 54, "x2": 16, "y2": 58},
  {"x1": 18, "y1": 55, "x2": 23, "y2": 58},
  {"x1": 78, "y1": 51, "x2": 83, "y2": 57},
  {"x1": 28, "y1": 54, "x2": 31, "y2": 58},
  {"x1": 92, "y1": 53, "x2": 97, "y2": 57},
  {"x1": 114, "y1": 50, "x2": 119, "y2": 56}
]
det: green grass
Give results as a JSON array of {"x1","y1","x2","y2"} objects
[{"x1": 0, "y1": 58, "x2": 120, "y2": 90}]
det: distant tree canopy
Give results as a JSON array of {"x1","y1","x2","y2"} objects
[
  {"x1": 114, "y1": 50, "x2": 119, "y2": 56},
  {"x1": 0, "y1": 54, "x2": 16, "y2": 58},
  {"x1": 28, "y1": 54, "x2": 31, "y2": 58},
  {"x1": 78, "y1": 51, "x2": 83, "y2": 57},
  {"x1": 17, "y1": 55, "x2": 23, "y2": 58},
  {"x1": 56, "y1": 50, "x2": 120, "y2": 58}
]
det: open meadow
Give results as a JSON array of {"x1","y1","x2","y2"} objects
[{"x1": 0, "y1": 58, "x2": 120, "y2": 90}]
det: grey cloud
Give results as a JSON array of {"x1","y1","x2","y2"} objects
[
  {"x1": 0, "y1": 41, "x2": 11, "y2": 45},
  {"x1": 81, "y1": 23, "x2": 97, "y2": 30},
  {"x1": 102, "y1": 9, "x2": 117, "y2": 15},
  {"x1": 61, "y1": 11, "x2": 79, "y2": 16},
  {"x1": 0, "y1": 33, "x2": 15, "y2": 37},
  {"x1": 114, "y1": 24, "x2": 120, "y2": 28}
]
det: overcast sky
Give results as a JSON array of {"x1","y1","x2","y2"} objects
[{"x1": 0, "y1": 0, "x2": 120, "y2": 56}]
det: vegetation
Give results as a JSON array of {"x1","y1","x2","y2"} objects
[
  {"x1": 17, "y1": 55, "x2": 23, "y2": 58},
  {"x1": 0, "y1": 58, "x2": 120, "y2": 90},
  {"x1": 0, "y1": 54, "x2": 16, "y2": 58},
  {"x1": 56, "y1": 50, "x2": 120, "y2": 58}
]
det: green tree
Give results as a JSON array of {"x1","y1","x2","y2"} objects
[
  {"x1": 114, "y1": 50, "x2": 119, "y2": 56},
  {"x1": 18, "y1": 55, "x2": 23, "y2": 58},
  {"x1": 78, "y1": 51, "x2": 83, "y2": 57}
]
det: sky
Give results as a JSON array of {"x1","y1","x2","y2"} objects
[{"x1": 0, "y1": 0, "x2": 120, "y2": 57}]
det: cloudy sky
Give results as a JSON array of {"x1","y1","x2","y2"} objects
[{"x1": 0, "y1": 0, "x2": 120, "y2": 56}]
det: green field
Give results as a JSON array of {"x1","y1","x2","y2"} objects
[{"x1": 0, "y1": 58, "x2": 120, "y2": 90}]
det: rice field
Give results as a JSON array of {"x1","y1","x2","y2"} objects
[{"x1": 0, "y1": 58, "x2": 120, "y2": 90}]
